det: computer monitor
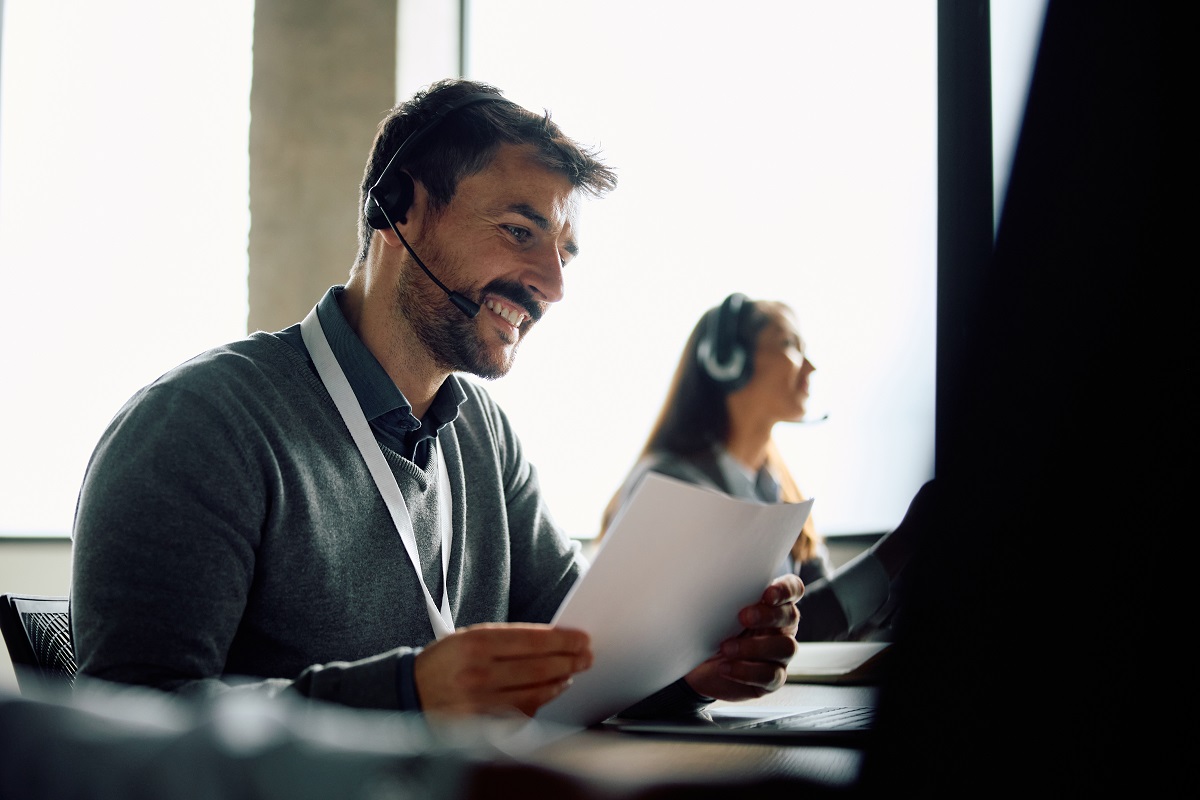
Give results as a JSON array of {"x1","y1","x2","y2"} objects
[{"x1": 857, "y1": 1, "x2": 1170, "y2": 793}]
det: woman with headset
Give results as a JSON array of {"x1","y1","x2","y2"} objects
[{"x1": 600, "y1": 294, "x2": 921, "y2": 642}]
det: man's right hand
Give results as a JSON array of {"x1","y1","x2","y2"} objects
[{"x1": 413, "y1": 623, "x2": 592, "y2": 717}]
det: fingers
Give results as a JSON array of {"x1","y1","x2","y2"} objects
[
  {"x1": 415, "y1": 623, "x2": 593, "y2": 717},
  {"x1": 721, "y1": 630, "x2": 798, "y2": 665},
  {"x1": 687, "y1": 576, "x2": 804, "y2": 702},
  {"x1": 717, "y1": 658, "x2": 789, "y2": 695},
  {"x1": 763, "y1": 573, "x2": 805, "y2": 605},
  {"x1": 684, "y1": 647, "x2": 790, "y2": 702},
  {"x1": 734, "y1": 574, "x2": 803, "y2": 633},
  {"x1": 452, "y1": 646, "x2": 589, "y2": 694},
  {"x1": 444, "y1": 674, "x2": 576, "y2": 718},
  {"x1": 448, "y1": 623, "x2": 590, "y2": 667}
]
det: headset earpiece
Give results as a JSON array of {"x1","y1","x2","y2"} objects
[
  {"x1": 392, "y1": 172, "x2": 415, "y2": 225},
  {"x1": 365, "y1": 170, "x2": 415, "y2": 230},
  {"x1": 697, "y1": 293, "x2": 754, "y2": 392},
  {"x1": 365, "y1": 91, "x2": 505, "y2": 232}
]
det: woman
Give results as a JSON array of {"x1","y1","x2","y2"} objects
[{"x1": 602, "y1": 293, "x2": 916, "y2": 641}]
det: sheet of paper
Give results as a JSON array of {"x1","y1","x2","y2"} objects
[
  {"x1": 535, "y1": 472, "x2": 813, "y2": 728},
  {"x1": 785, "y1": 641, "x2": 891, "y2": 680}
]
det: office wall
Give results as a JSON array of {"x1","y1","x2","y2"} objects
[{"x1": 247, "y1": 0, "x2": 396, "y2": 332}]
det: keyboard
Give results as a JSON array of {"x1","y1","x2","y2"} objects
[{"x1": 733, "y1": 705, "x2": 876, "y2": 731}]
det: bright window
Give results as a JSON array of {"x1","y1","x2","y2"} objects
[
  {"x1": 0, "y1": 2, "x2": 1049, "y2": 541},
  {"x1": 458, "y1": 1, "x2": 938, "y2": 538},
  {"x1": 0, "y1": 0, "x2": 254, "y2": 535}
]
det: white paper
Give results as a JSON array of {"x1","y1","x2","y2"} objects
[
  {"x1": 786, "y1": 642, "x2": 891, "y2": 677},
  {"x1": 535, "y1": 472, "x2": 814, "y2": 727}
]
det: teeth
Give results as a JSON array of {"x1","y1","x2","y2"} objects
[{"x1": 485, "y1": 299, "x2": 525, "y2": 327}]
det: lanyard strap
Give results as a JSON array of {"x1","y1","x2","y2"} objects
[{"x1": 300, "y1": 306, "x2": 454, "y2": 639}]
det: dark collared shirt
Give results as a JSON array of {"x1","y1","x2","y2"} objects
[{"x1": 279, "y1": 285, "x2": 466, "y2": 467}]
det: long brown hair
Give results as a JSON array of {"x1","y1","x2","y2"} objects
[{"x1": 599, "y1": 298, "x2": 822, "y2": 561}]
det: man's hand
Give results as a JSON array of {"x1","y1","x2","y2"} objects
[
  {"x1": 683, "y1": 574, "x2": 803, "y2": 702},
  {"x1": 414, "y1": 623, "x2": 592, "y2": 717}
]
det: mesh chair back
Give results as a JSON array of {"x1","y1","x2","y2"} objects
[{"x1": 0, "y1": 594, "x2": 77, "y2": 694}]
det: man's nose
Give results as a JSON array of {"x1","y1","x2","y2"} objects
[{"x1": 522, "y1": 246, "x2": 565, "y2": 304}]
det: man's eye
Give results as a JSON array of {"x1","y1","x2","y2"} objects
[{"x1": 503, "y1": 225, "x2": 531, "y2": 243}]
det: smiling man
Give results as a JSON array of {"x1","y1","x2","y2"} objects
[{"x1": 70, "y1": 79, "x2": 804, "y2": 718}]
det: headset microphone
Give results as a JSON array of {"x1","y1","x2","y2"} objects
[
  {"x1": 368, "y1": 191, "x2": 481, "y2": 318},
  {"x1": 365, "y1": 91, "x2": 507, "y2": 319}
]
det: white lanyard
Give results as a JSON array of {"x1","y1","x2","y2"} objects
[{"x1": 300, "y1": 306, "x2": 455, "y2": 639}]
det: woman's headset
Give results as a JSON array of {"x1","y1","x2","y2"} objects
[{"x1": 696, "y1": 293, "x2": 754, "y2": 392}]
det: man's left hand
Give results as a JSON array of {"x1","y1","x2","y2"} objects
[{"x1": 683, "y1": 574, "x2": 803, "y2": 702}]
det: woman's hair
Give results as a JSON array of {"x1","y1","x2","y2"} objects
[{"x1": 599, "y1": 298, "x2": 822, "y2": 560}]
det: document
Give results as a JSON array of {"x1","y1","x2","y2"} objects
[
  {"x1": 786, "y1": 641, "x2": 892, "y2": 684},
  {"x1": 535, "y1": 473, "x2": 814, "y2": 728}
]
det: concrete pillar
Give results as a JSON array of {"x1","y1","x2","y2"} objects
[{"x1": 248, "y1": 0, "x2": 396, "y2": 333}]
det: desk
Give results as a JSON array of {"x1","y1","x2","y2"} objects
[
  {"x1": 523, "y1": 683, "x2": 879, "y2": 793},
  {"x1": 1, "y1": 681, "x2": 880, "y2": 799}
]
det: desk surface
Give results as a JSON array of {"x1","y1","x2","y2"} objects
[
  {"x1": 2, "y1": 680, "x2": 881, "y2": 799},
  {"x1": 524, "y1": 683, "x2": 880, "y2": 792}
]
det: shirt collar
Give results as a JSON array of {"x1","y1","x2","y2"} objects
[
  {"x1": 716, "y1": 446, "x2": 781, "y2": 503},
  {"x1": 313, "y1": 285, "x2": 466, "y2": 430}
]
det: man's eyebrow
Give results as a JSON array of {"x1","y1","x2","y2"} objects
[
  {"x1": 508, "y1": 203, "x2": 579, "y2": 257},
  {"x1": 508, "y1": 203, "x2": 551, "y2": 230}
]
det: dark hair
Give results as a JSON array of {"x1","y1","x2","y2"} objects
[{"x1": 354, "y1": 78, "x2": 618, "y2": 266}]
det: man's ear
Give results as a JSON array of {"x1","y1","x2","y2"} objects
[{"x1": 378, "y1": 225, "x2": 402, "y2": 248}]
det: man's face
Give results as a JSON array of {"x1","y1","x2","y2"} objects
[{"x1": 398, "y1": 143, "x2": 581, "y2": 379}]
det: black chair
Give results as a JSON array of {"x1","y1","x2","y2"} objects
[{"x1": 0, "y1": 594, "x2": 77, "y2": 694}]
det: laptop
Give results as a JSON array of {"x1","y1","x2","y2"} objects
[
  {"x1": 596, "y1": 577, "x2": 894, "y2": 745},
  {"x1": 601, "y1": 702, "x2": 877, "y2": 747},
  {"x1": 599, "y1": 643, "x2": 886, "y2": 745}
]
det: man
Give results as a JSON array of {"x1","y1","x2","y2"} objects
[{"x1": 70, "y1": 79, "x2": 803, "y2": 717}]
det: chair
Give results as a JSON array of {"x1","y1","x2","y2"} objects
[{"x1": 0, "y1": 593, "x2": 77, "y2": 694}]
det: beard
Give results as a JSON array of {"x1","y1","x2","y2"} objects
[{"x1": 395, "y1": 233, "x2": 543, "y2": 380}]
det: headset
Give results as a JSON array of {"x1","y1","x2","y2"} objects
[
  {"x1": 696, "y1": 293, "x2": 754, "y2": 392},
  {"x1": 364, "y1": 91, "x2": 509, "y2": 318}
]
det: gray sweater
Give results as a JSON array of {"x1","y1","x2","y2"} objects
[{"x1": 70, "y1": 331, "x2": 586, "y2": 709}]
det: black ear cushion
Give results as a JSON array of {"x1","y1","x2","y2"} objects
[
  {"x1": 366, "y1": 171, "x2": 415, "y2": 229},
  {"x1": 365, "y1": 92, "x2": 505, "y2": 232},
  {"x1": 390, "y1": 172, "x2": 415, "y2": 225},
  {"x1": 713, "y1": 293, "x2": 741, "y2": 363},
  {"x1": 697, "y1": 293, "x2": 752, "y2": 390}
]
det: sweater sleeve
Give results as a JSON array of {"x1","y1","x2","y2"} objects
[
  {"x1": 70, "y1": 364, "x2": 410, "y2": 710},
  {"x1": 72, "y1": 380, "x2": 263, "y2": 695}
]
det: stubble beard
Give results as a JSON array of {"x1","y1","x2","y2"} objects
[{"x1": 395, "y1": 236, "x2": 524, "y2": 381}]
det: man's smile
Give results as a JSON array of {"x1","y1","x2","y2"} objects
[{"x1": 484, "y1": 297, "x2": 529, "y2": 328}]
